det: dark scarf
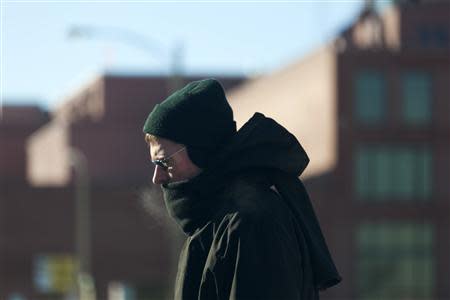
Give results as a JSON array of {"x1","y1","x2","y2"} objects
[
  {"x1": 270, "y1": 170, "x2": 342, "y2": 291},
  {"x1": 161, "y1": 169, "x2": 229, "y2": 236}
]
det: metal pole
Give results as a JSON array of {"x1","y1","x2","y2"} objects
[
  {"x1": 70, "y1": 148, "x2": 96, "y2": 300},
  {"x1": 167, "y1": 42, "x2": 184, "y2": 93}
]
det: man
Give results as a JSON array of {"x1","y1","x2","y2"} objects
[{"x1": 143, "y1": 79, "x2": 341, "y2": 299}]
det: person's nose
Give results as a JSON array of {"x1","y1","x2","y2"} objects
[{"x1": 152, "y1": 165, "x2": 169, "y2": 185}]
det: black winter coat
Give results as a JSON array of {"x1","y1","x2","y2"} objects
[{"x1": 162, "y1": 113, "x2": 341, "y2": 300}]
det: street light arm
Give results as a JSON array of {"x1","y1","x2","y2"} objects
[
  {"x1": 67, "y1": 25, "x2": 166, "y2": 60},
  {"x1": 67, "y1": 24, "x2": 185, "y2": 91}
]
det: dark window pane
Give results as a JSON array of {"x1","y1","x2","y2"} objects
[
  {"x1": 394, "y1": 148, "x2": 415, "y2": 198},
  {"x1": 402, "y1": 72, "x2": 432, "y2": 125},
  {"x1": 417, "y1": 148, "x2": 432, "y2": 199},
  {"x1": 355, "y1": 70, "x2": 386, "y2": 124},
  {"x1": 355, "y1": 146, "x2": 432, "y2": 201},
  {"x1": 355, "y1": 146, "x2": 371, "y2": 198},
  {"x1": 373, "y1": 148, "x2": 391, "y2": 198},
  {"x1": 357, "y1": 222, "x2": 434, "y2": 299}
]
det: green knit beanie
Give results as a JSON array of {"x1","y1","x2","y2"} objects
[{"x1": 143, "y1": 78, "x2": 237, "y2": 167}]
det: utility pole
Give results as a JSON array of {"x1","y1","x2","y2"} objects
[{"x1": 70, "y1": 148, "x2": 96, "y2": 300}]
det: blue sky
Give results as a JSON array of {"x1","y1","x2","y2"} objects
[{"x1": 1, "y1": 1, "x2": 378, "y2": 110}]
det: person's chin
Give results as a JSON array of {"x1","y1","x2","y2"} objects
[{"x1": 163, "y1": 178, "x2": 191, "y2": 186}]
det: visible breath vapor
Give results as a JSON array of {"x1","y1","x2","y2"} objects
[{"x1": 136, "y1": 185, "x2": 175, "y2": 230}]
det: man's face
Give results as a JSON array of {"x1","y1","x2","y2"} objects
[{"x1": 148, "y1": 136, "x2": 202, "y2": 185}]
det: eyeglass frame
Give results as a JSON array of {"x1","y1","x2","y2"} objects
[{"x1": 151, "y1": 147, "x2": 186, "y2": 171}]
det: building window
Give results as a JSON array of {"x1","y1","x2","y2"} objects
[
  {"x1": 419, "y1": 25, "x2": 450, "y2": 48},
  {"x1": 355, "y1": 146, "x2": 432, "y2": 200},
  {"x1": 402, "y1": 71, "x2": 432, "y2": 125},
  {"x1": 33, "y1": 254, "x2": 77, "y2": 294},
  {"x1": 108, "y1": 281, "x2": 166, "y2": 300},
  {"x1": 7, "y1": 294, "x2": 26, "y2": 300},
  {"x1": 355, "y1": 70, "x2": 386, "y2": 124},
  {"x1": 357, "y1": 222, "x2": 434, "y2": 299}
]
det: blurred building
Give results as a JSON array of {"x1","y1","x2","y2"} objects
[
  {"x1": 0, "y1": 106, "x2": 49, "y2": 186},
  {"x1": 0, "y1": 75, "x2": 243, "y2": 300},
  {"x1": 228, "y1": 1, "x2": 449, "y2": 299}
]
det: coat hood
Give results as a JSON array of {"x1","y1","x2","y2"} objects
[{"x1": 204, "y1": 112, "x2": 310, "y2": 178}]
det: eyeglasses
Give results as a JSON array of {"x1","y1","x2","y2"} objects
[{"x1": 151, "y1": 147, "x2": 186, "y2": 171}]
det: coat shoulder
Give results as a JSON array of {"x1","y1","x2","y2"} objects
[
  {"x1": 228, "y1": 177, "x2": 276, "y2": 216},
  {"x1": 218, "y1": 173, "x2": 293, "y2": 227}
]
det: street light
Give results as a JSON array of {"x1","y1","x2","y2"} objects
[
  {"x1": 67, "y1": 25, "x2": 184, "y2": 92},
  {"x1": 66, "y1": 25, "x2": 186, "y2": 296}
]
